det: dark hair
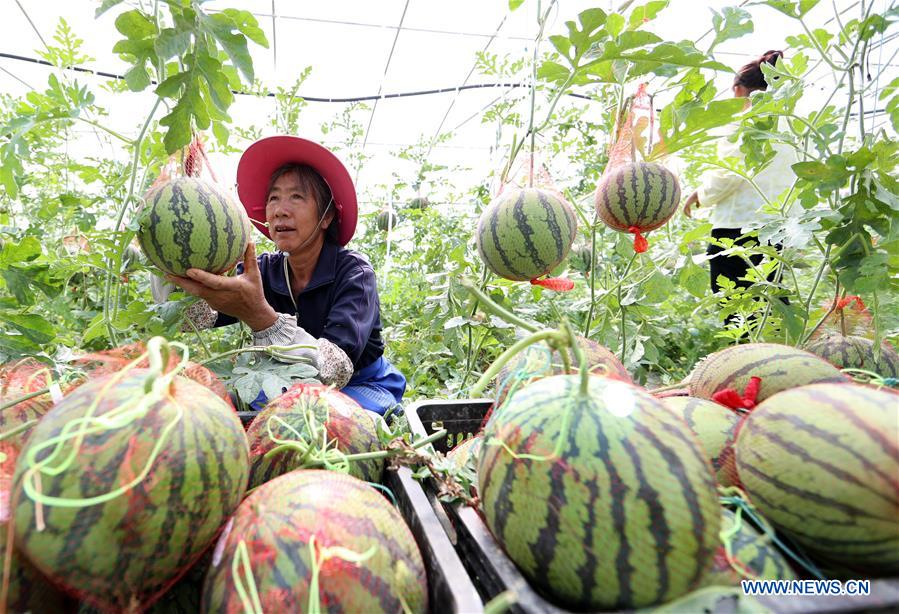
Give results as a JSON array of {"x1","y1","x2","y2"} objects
[
  {"x1": 734, "y1": 50, "x2": 784, "y2": 92},
  {"x1": 266, "y1": 163, "x2": 339, "y2": 243}
]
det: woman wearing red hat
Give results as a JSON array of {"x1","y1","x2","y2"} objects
[{"x1": 155, "y1": 136, "x2": 405, "y2": 416}]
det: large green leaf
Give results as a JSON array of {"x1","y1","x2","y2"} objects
[
  {"x1": 0, "y1": 313, "x2": 56, "y2": 344},
  {"x1": 709, "y1": 6, "x2": 754, "y2": 50}
]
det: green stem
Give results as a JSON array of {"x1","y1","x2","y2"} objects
[
  {"x1": 617, "y1": 252, "x2": 638, "y2": 363},
  {"x1": 502, "y1": 71, "x2": 575, "y2": 184},
  {"x1": 0, "y1": 419, "x2": 39, "y2": 442},
  {"x1": 459, "y1": 269, "x2": 490, "y2": 394},
  {"x1": 751, "y1": 257, "x2": 788, "y2": 343},
  {"x1": 561, "y1": 320, "x2": 589, "y2": 396},
  {"x1": 265, "y1": 429, "x2": 448, "y2": 465},
  {"x1": 469, "y1": 329, "x2": 567, "y2": 398},
  {"x1": 186, "y1": 316, "x2": 213, "y2": 359},
  {"x1": 102, "y1": 97, "x2": 163, "y2": 343},
  {"x1": 583, "y1": 214, "x2": 599, "y2": 336},
  {"x1": 526, "y1": 0, "x2": 543, "y2": 187},
  {"x1": 802, "y1": 281, "x2": 841, "y2": 345},
  {"x1": 77, "y1": 117, "x2": 133, "y2": 144},
  {"x1": 458, "y1": 278, "x2": 539, "y2": 332},
  {"x1": 798, "y1": 17, "x2": 845, "y2": 72},
  {"x1": 799, "y1": 243, "x2": 831, "y2": 341},
  {"x1": 0, "y1": 388, "x2": 50, "y2": 412}
]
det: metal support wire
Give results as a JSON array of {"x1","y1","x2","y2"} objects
[
  {"x1": 271, "y1": 0, "x2": 278, "y2": 71},
  {"x1": 425, "y1": 13, "x2": 510, "y2": 162},
  {"x1": 0, "y1": 64, "x2": 34, "y2": 89},
  {"x1": 0, "y1": 52, "x2": 598, "y2": 102},
  {"x1": 14, "y1": 0, "x2": 49, "y2": 52},
  {"x1": 357, "y1": 0, "x2": 412, "y2": 185}
]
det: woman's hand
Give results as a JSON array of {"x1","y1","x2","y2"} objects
[
  {"x1": 683, "y1": 191, "x2": 700, "y2": 218},
  {"x1": 166, "y1": 242, "x2": 278, "y2": 331}
]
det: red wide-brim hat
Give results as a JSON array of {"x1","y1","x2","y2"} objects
[{"x1": 236, "y1": 136, "x2": 358, "y2": 246}]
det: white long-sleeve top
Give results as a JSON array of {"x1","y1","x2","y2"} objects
[{"x1": 697, "y1": 125, "x2": 797, "y2": 229}]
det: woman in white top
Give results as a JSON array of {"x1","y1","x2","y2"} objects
[{"x1": 683, "y1": 51, "x2": 795, "y2": 304}]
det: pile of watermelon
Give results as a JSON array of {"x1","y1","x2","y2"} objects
[
  {"x1": 444, "y1": 336, "x2": 898, "y2": 610},
  {"x1": 0, "y1": 339, "x2": 430, "y2": 612}
]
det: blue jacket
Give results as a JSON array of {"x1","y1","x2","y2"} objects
[{"x1": 215, "y1": 241, "x2": 385, "y2": 370}]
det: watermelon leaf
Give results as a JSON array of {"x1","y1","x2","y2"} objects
[
  {"x1": 0, "y1": 313, "x2": 55, "y2": 344},
  {"x1": 95, "y1": 0, "x2": 125, "y2": 18},
  {"x1": 605, "y1": 13, "x2": 625, "y2": 38},
  {"x1": 626, "y1": 1, "x2": 669, "y2": 30},
  {"x1": 708, "y1": 6, "x2": 754, "y2": 51}
]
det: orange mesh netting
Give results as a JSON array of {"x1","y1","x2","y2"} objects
[
  {"x1": 808, "y1": 295, "x2": 874, "y2": 341},
  {"x1": 602, "y1": 84, "x2": 670, "y2": 254},
  {"x1": 69, "y1": 342, "x2": 231, "y2": 404}
]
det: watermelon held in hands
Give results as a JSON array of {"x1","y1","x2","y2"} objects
[
  {"x1": 202, "y1": 470, "x2": 428, "y2": 613},
  {"x1": 594, "y1": 161, "x2": 680, "y2": 252},
  {"x1": 13, "y1": 369, "x2": 250, "y2": 612},
  {"x1": 476, "y1": 187, "x2": 577, "y2": 281},
  {"x1": 735, "y1": 383, "x2": 899, "y2": 577},
  {"x1": 137, "y1": 176, "x2": 251, "y2": 276},
  {"x1": 245, "y1": 383, "x2": 383, "y2": 489},
  {"x1": 478, "y1": 374, "x2": 720, "y2": 610}
]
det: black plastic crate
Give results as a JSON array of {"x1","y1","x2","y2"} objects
[
  {"x1": 385, "y1": 467, "x2": 484, "y2": 614},
  {"x1": 237, "y1": 410, "x2": 257, "y2": 429},
  {"x1": 407, "y1": 399, "x2": 566, "y2": 614},
  {"x1": 406, "y1": 398, "x2": 899, "y2": 614},
  {"x1": 238, "y1": 406, "x2": 483, "y2": 613}
]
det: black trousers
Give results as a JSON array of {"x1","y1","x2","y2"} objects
[
  {"x1": 707, "y1": 227, "x2": 774, "y2": 293},
  {"x1": 707, "y1": 228, "x2": 787, "y2": 329}
]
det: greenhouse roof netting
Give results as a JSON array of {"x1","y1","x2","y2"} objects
[{"x1": 0, "y1": 0, "x2": 894, "y2": 214}]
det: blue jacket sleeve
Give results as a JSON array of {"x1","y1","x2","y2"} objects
[{"x1": 321, "y1": 262, "x2": 379, "y2": 365}]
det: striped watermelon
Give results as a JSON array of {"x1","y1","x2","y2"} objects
[
  {"x1": 568, "y1": 244, "x2": 593, "y2": 274},
  {"x1": 735, "y1": 383, "x2": 899, "y2": 576},
  {"x1": 805, "y1": 334, "x2": 899, "y2": 378},
  {"x1": 653, "y1": 586, "x2": 768, "y2": 613},
  {"x1": 594, "y1": 161, "x2": 680, "y2": 233},
  {"x1": 376, "y1": 210, "x2": 397, "y2": 232},
  {"x1": 69, "y1": 342, "x2": 232, "y2": 404},
  {"x1": 13, "y1": 369, "x2": 250, "y2": 611},
  {"x1": 478, "y1": 374, "x2": 720, "y2": 610},
  {"x1": 494, "y1": 335, "x2": 631, "y2": 407},
  {"x1": 0, "y1": 358, "x2": 55, "y2": 448},
  {"x1": 476, "y1": 188, "x2": 577, "y2": 281},
  {"x1": 202, "y1": 470, "x2": 428, "y2": 613},
  {"x1": 137, "y1": 177, "x2": 251, "y2": 276},
  {"x1": 245, "y1": 384, "x2": 383, "y2": 489},
  {"x1": 661, "y1": 397, "x2": 741, "y2": 486},
  {"x1": 407, "y1": 196, "x2": 430, "y2": 210},
  {"x1": 702, "y1": 508, "x2": 796, "y2": 586},
  {"x1": 447, "y1": 436, "x2": 483, "y2": 473},
  {"x1": 1, "y1": 443, "x2": 70, "y2": 612},
  {"x1": 688, "y1": 343, "x2": 849, "y2": 404}
]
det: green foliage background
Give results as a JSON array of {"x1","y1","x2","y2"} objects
[{"x1": 1, "y1": 0, "x2": 896, "y2": 402}]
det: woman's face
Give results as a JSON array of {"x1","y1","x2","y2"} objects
[{"x1": 265, "y1": 171, "x2": 332, "y2": 254}]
